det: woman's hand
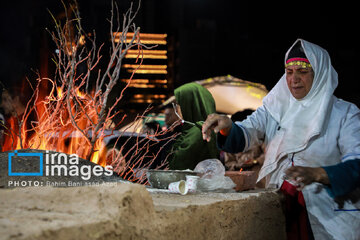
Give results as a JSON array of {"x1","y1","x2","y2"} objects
[
  {"x1": 284, "y1": 166, "x2": 330, "y2": 190},
  {"x1": 202, "y1": 113, "x2": 232, "y2": 142}
]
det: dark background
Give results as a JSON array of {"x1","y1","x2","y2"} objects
[{"x1": 1, "y1": 0, "x2": 359, "y2": 108}]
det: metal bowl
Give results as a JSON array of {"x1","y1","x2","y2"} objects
[{"x1": 147, "y1": 169, "x2": 198, "y2": 189}]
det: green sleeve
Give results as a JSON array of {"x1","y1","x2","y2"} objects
[{"x1": 169, "y1": 126, "x2": 219, "y2": 170}]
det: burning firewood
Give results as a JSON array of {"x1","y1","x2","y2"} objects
[{"x1": 1, "y1": 0, "x2": 177, "y2": 184}]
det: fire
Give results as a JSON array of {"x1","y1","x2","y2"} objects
[
  {"x1": 75, "y1": 88, "x2": 86, "y2": 98},
  {"x1": 1, "y1": 1, "x2": 151, "y2": 180},
  {"x1": 57, "y1": 87, "x2": 63, "y2": 99},
  {"x1": 2, "y1": 81, "x2": 107, "y2": 167},
  {"x1": 2, "y1": 117, "x2": 22, "y2": 151}
]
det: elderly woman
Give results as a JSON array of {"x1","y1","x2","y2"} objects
[
  {"x1": 167, "y1": 82, "x2": 219, "y2": 170},
  {"x1": 202, "y1": 39, "x2": 360, "y2": 239}
]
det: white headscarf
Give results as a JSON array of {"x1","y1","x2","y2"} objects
[{"x1": 258, "y1": 39, "x2": 338, "y2": 184}]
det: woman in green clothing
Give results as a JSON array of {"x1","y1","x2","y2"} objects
[{"x1": 168, "y1": 83, "x2": 219, "y2": 170}]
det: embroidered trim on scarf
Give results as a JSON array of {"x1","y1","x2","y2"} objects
[{"x1": 285, "y1": 57, "x2": 312, "y2": 68}]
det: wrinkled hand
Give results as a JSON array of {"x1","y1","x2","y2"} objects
[
  {"x1": 202, "y1": 113, "x2": 232, "y2": 142},
  {"x1": 284, "y1": 166, "x2": 329, "y2": 190}
]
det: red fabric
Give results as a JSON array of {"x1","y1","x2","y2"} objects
[
  {"x1": 280, "y1": 180, "x2": 313, "y2": 240},
  {"x1": 286, "y1": 57, "x2": 310, "y2": 64},
  {"x1": 281, "y1": 180, "x2": 306, "y2": 207}
]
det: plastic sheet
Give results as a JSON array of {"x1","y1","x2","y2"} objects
[{"x1": 194, "y1": 159, "x2": 236, "y2": 192}]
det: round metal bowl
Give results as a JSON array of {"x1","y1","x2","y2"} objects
[{"x1": 147, "y1": 169, "x2": 198, "y2": 189}]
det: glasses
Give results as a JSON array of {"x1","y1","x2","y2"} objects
[{"x1": 172, "y1": 102, "x2": 204, "y2": 126}]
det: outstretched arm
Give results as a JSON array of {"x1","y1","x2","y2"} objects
[{"x1": 202, "y1": 113, "x2": 232, "y2": 142}]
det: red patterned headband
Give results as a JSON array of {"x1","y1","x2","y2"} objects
[{"x1": 285, "y1": 57, "x2": 312, "y2": 68}]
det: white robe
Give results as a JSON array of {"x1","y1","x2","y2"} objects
[{"x1": 237, "y1": 39, "x2": 360, "y2": 239}]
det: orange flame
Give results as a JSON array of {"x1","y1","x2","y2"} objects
[{"x1": 2, "y1": 82, "x2": 107, "y2": 166}]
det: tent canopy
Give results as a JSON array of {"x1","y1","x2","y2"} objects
[
  {"x1": 122, "y1": 75, "x2": 268, "y2": 133},
  {"x1": 163, "y1": 75, "x2": 268, "y2": 115}
]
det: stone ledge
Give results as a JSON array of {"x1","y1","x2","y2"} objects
[{"x1": 0, "y1": 183, "x2": 285, "y2": 240}]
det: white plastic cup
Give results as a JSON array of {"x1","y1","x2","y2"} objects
[
  {"x1": 168, "y1": 180, "x2": 188, "y2": 195},
  {"x1": 186, "y1": 175, "x2": 200, "y2": 193}
]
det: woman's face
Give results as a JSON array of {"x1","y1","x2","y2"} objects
[
  {"x1": 164, "y1": 107, "x2": 179, "y2": 127},
  {"x1": 286, "y1": 65, "x2": 314, "y2": 99}
]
